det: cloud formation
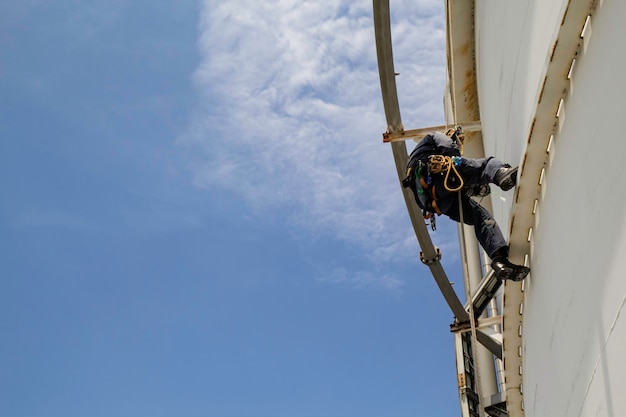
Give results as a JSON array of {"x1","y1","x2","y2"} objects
[{"x1": 184, "y1": 0, "x2": 448, "y2": 264}]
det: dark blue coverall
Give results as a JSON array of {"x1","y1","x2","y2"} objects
[{"x1": 407, "y1": 132, "x2": 509, "y2": 259}]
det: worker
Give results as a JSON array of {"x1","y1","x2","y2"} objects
[{"x1": 402, "y1": 128, "x2": 530, "y2": 281}]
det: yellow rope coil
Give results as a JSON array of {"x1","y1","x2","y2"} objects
[{"x1": 428, "y1": 155, "x2": 464, "y2": 192}]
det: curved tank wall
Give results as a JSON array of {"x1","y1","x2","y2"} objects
[
  {"x1": 474, "y1": 0, "x2": 569, "y2": 231},
  {"x1": 473, "y1": 0, "x2": 626, "y2": 416},
  {"x1": 523, "y1": 0, "x2": 626, "y2": 415}
]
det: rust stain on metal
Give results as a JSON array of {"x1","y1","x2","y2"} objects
[
  {"x1": 464, "y1": 131, "x2": 477, "y2": 145},
  {"x1": 456, "y1": 41, "x2": 470, "y2": 57},
  {"x1": 550, "y1": 39, "x2": 559, "y2": 62},
  {"x1": 537, "y1": 77, "x2": 547, "y2": 104},
  {"x1": 527, "y1": 118, "x2": 536, "y2": 144},
  {"x1": 560, "y1": 2, "x2": 570, "y2": 26},
  {"x1": 459, "y1": 67, "x2": 479, "y2": 116},
  {"x1": 520, "y1": 154, "x2": 527, "y2": 177}
]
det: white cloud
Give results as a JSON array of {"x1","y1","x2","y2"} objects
[{"x1": 182, "y1": 0, "x2": 448, "y2": 264}]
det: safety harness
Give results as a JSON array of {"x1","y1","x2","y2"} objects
[
  {"x1": 402, "y1": 127, "x2": 466, "y2": 227},
  {"x1": 427, "y1": 154, "x2": 464, "y2": 192}
]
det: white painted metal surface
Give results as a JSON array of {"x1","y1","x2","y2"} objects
[
  {"x1": 475, "y1": 0, "x2": 598, "y2": 413},
  {"x1": 474, "y1": 0, "x2": 568, "y2": 231},
  {"x1": 521, "y1": 1, "x2": 626, "y2": 415},
  {"x1": 472, "y1": 0, "x2": 626, "y2": 415}
]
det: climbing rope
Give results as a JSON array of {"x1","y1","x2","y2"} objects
[
  {"x1": 458, "y1": 182, "x2": 484, "y2": 413},
  {"x1": 428, "y1": 155, "x2": 464, "y2": 192}
]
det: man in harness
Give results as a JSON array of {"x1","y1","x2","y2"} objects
[{"x1": 402, "y1": 127, "x2": 530, "y2": 282}]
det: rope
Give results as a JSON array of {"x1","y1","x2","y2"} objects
[
  {"x1": 428, "y1": 155, "x2": 464, "y2": 192},
  {"x1": 458, "y1": 192, "x2": 484, "y2": 413}
]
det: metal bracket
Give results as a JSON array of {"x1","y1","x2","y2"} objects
[
  {"x1": 470, "y1": 270, "x2": 502, "y2": 319},
  {"x1": 420, "y1": 247, "x2": 442, "y2": 265},
  {"x1": 383, "y1": 121, "x2": 482, "y2": 143},
  {"x1": 450, "y1": 322, "x2": 503, "y2": 360}
]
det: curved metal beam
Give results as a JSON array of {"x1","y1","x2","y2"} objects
[{"x1": 373, "y1": 0, "x2": 469, "y2": 324}]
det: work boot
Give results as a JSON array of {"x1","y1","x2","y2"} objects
[
  {"x1": 494, "y1": 165, "x2": 518, "y2": 191},
  {"x1": 491, "y1": 258, "x2": 530, "y2": 282}
]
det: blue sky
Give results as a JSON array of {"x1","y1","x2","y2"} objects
[{"x1": 1, "y1": 1, "x2": 465, "y2": 416}]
